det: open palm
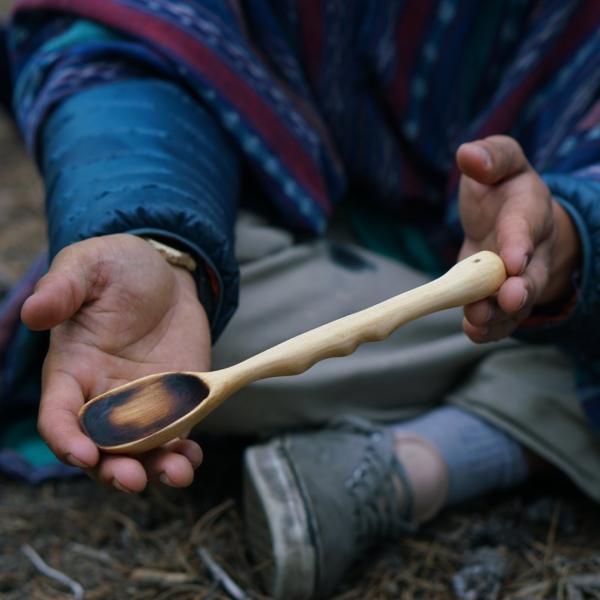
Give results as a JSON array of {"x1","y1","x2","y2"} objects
[{"x1": 22, "y1": 234, "x2": 211, "y2": 492}]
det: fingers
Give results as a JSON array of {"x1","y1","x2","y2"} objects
[
  {"x1": 493, "y1": 211, "x2": 534, "y2": 280},
  {"x1": 496, "y1": 275, "x2": 531, "y2": 315},
  {"x1": 40, "y1": 359, "x2": 203, "y2": 492},
  {"x1": 463, "y1": 253, "x2": 550, "y2": 342},
  {"x1": 143, "y1": 439, "x2": 203, "y2": 486},
  {"x1": 457, "y1": 135, "x2": 556, "y2": 344},
  {"x1": 37, "y1": 358, "x2": 100, "y2": 469},
  {"x1": 457, "y1": 136, "x2": 539, "y2": 252},
  {"x1": 163, "y1": 438, "x2": 204, "y2": 469},
  {"x1": 457, "y1": 135, "x2": 530, "y2": 185},
  {"x1": 92, "y1": 439, "x2": 203, "y2": 493},
  {"x1": 463, "y1": 286, "x2": 523, "y2": 342},
  {"x1": 457, "y1": 136, "x2": 544, "y2": 278},
  {"x1": 21, "y1": 272, "x2": 85, "y2": 331},
  {"x1": 90, "y1": 456, "x2": 148, "y2": 493},
  {"x1": 463, "y1": 314, "x2": 519, "y2": 343}
]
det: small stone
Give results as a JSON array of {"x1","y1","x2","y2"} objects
[{"x1": 452, "y1": 547, "x2": 507, "y2": 600}]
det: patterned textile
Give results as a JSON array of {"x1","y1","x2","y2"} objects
[
  {"x1": 2, "y1": 0, "x2": 600, "y2": 469},
  {"x1": 9, "y1": 2, "x2": 600, "y2": 246},
  {"x1": 0, "y1": 256, "x2": 48, "y2": 417}
]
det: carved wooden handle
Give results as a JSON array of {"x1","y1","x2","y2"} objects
[{"x1": 219, "y1": 251, "x2": 506, "y2": 391}]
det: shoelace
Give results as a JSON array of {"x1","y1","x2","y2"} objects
[{"x1": 335, "y1": 417, "x2": 417, "y2": 545}]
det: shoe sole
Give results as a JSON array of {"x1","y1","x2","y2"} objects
[{"x1": 244, "y1": 442, "x2": 317, "y2": 600}]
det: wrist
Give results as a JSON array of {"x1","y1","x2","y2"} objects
[
  {"x1": 538, "y1": 200, "x2": 582, "y2": 306},
  {"x1": 170, "y1": 262, "x2": 198, "y2": 295},
  {"x1": 138, "y1": 234, "x2": 218, "y2": 325}
]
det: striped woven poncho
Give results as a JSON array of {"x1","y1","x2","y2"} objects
[{"x1": 2, "y1": 0, "x2": 600, "y2": 446}]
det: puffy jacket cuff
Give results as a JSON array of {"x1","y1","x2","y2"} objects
[{"x1": 128, "y1": 229, "x2": 224, "y2": 335}]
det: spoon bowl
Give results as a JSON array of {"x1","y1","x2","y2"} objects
[
  {"x1": 79, "y1": 251, "x2": 507, "y2": 454},
  {"x1": 80, "y1": 372, "x2": 210, "y2": 452}
]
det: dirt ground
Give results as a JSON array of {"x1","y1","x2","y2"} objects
[{"x1": 1, "y1": 34, "x2": 600, "y2": 600}]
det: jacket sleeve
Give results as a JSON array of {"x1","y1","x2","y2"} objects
[{"x1": 8, "y1": 18, "x2": 240, "y2": 340}]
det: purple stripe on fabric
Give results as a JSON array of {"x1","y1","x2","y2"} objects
[
  {"x1": 0, "y1": 255, "x2": 46, "y2": 353},
  {"x1": 0, "y1": 449, "x2": 81, "y2": 483},
  {"x1": 384, "y1": 0, "x2": 435, "y2": 113},
  {"x1": 578, "y1": 98, "x2": 600, "y2": 131},
  {"x1": 298, "y1": 0, "x2": 323, "y2": 87},
  {"x1": 21, "y1": 56, "x2": 142, "y2": 151}
]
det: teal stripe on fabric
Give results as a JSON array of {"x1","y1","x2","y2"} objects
[
  {"x1": 349, "y1": 205, "x2": 444, "y2": 277},
  {"x1": 13, "y1": 19, "x2": 122, "y2": 108},
  {"x1": 41, "y1": 19, "x2": 122, "y2": 53},
  {"x1": 0, "y1": 418, "x2": 58, "y2": 468}
]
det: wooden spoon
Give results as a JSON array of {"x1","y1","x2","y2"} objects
[{"x1": 79, "y1": 251, "x2": 506, "y2": 454}]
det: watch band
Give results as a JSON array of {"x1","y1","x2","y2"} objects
[{"x1": 145, "y1": 237, "x2": 197, "y2": 272}]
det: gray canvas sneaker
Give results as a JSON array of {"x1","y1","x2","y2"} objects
[{"x1": 243, "y1": 417, "x2": 415, "y2": 599}]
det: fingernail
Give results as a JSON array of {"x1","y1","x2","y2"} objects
[
  {"x1": 190, "y1": 455, "x2": 203, "y2": 470},
  {"x1": 159, "y1": 473, "x2": 173, "y2": 486},
  {"x1": 520, "y1": 255, "x2": 530, "y2": 274},
  {"x1": 518, "y1": 290, "x2": 528, "y2": 310},
  {"x1": 112, "y1": 479, "x2": 133, "y2": 494},
  {"x1": 66, "y1": 454, "x2": 89, "y2": 469},
  {"x1": 474, "y1": 145, "x2": 492, "y2": 169}
]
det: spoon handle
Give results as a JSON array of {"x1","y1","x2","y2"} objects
[{"x1": 218, "y1": 251, "x2": 505, "y2": 392}]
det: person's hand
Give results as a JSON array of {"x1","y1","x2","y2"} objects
[
  {"x1": 456, "y1": 135, "x2": 581, "y2": 342},
  {"x1": 21, "y1": 234, "x2": 211, "y2": 493}
]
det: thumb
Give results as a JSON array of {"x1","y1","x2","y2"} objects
[
  {"x1": 21, "y1": 244, "x2": 96, "y2": 331},
  {"x1": 457, "y1": 135, "x2": 530, "y2": 185}
]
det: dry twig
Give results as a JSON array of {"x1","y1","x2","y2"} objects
[
  {"x1": 130, "y1": 567, "x2": 198, "y2": 586},
  {"x1": 198, "y1": 546, "x2": 253, "y2": 600},
  {"x1": 68, "y1": 542, "x2": 115, "y2": 566},
  {"x1": 21, "y1": 544, "x2": 85, "y2": 600},
  {"x1": 544, "y1": 500, "x2": 561, "y2": 566},
  {"x1": 190, "y1": 498, "x2": 235, "y2": 544}
]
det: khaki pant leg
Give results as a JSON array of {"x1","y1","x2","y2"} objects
[{"x1": 203, "y1": 215, "x2": 499, "y2": 433}]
